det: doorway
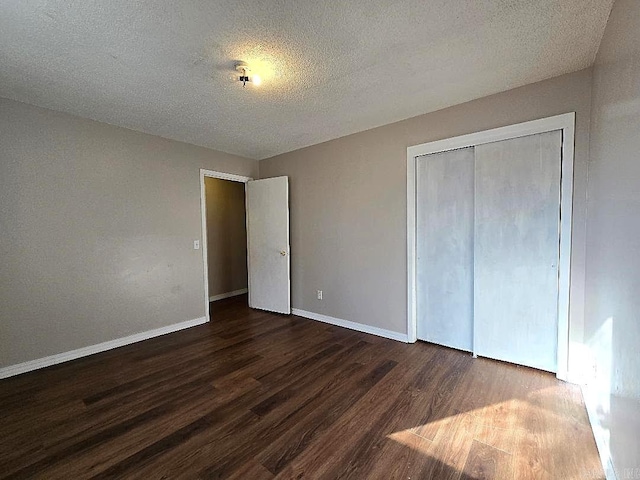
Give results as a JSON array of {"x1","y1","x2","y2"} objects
[
  {"x1": 200, "y1": 170, "x2": 252, "y2": 321},
  {"x1": 406, "y1": 113, "x2": 575, "y2": 380},
  {"x1": 204, "y1": 176, "x2": 248, "y2": 315},
  {"x1": 199, "y1": 170, "x2": 292, "y2": 322}
]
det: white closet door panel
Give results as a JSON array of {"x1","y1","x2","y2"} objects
[
  {"x1": 416, "y1": 147, "x2": 474, "y2": 351},
  {"x1": 474, "y1": 131, "x2": 561, "y2": 372}
]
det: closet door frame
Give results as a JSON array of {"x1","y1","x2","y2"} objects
[{"x1": 406, "y1": 113, "x2": 575, "y2": 381}]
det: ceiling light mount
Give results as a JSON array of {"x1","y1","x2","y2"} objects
[{"x1": 235, "y1": 62, "x2": 261, "y2": 87}]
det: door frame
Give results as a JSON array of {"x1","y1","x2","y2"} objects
[
  {"x1": 200, "y1": 169, "x2": 253, "y2": 322},
  {"x1": 406, "y1": 113, "x2": 575, "y2": 381}
]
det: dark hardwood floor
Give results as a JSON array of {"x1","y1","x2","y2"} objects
[{"x1": 0, "y1": 295, "x2": 604, "y2": 479}]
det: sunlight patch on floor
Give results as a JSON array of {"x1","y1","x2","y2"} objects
[{"x1": 387, "y1": 390, "x2": 605, "y2": 480}]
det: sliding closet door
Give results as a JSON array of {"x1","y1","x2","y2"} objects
[
  {"x1": 416, "y1": 147, "x2": 474, "y2": 351},
  {"x1": 474, "y1": 131, "x2": 562, "y2": 372}
]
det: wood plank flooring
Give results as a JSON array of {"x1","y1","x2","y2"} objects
[{"x1": 0, "y1": 295, "x2": 604, "y2": 479}]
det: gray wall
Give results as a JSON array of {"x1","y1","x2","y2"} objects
[
  {"x1": 0, "y1": 97, "x2": 257, "y2": 368},
  {"x1": 205, "y1": 178, "x2": 248, "y2": 297},
  {"x1": 260, "y1": 69, "x2": 593, "y2": 347},
  {"x1": 586, "y1": 0, "x2": 640, "y2": 473}
]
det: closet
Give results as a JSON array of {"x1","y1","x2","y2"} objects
[{"x1": 416, "y1": 130, "x2": 562, "y2": 373}]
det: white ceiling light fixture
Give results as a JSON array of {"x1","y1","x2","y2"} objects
[{"x1": 235, "y1": 62, "x2": 261, "y2": 87}]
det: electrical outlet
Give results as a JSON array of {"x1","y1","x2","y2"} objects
[
  {"x1": 193, "y1": 240, "x2": 200, "y2": 250},
  {"x1": 317, "y1": 290, "x2": 323, "y2": 300}
]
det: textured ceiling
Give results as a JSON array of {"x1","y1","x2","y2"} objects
[{"x1": 0, "y1": 1, "x2": 613, "y2": 159}]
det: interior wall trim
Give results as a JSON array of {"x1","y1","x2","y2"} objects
[
  {"x1": 0, "y1": 316, "x2": 207, "y2": 379},
  {"x1": 209, "y1": 288, "x2": 248, "y2": 302},
  {"x1": 292, "y1": 308, "x2": 409, "y2": 343}
]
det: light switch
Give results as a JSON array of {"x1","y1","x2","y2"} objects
[{"x1": 194, "y1": 240, "x2": 200, "y2": 250}]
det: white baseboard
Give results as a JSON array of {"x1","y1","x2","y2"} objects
[
  {"x1": 209, "y1": 288, "x2": 248, "y2": 302},
  {"x1": 0, "y1": 316, "x2": 208, "y2": 379},
  {"x1": 292, "y1": 308, "x2": 409, "y2": 343},
  {"x1": 581, "y1": 384, "x2": 618, "y2": 480}
]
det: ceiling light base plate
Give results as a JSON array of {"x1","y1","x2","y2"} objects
[{"x1": 235, "y1": 62, "x2": 249, "y2": 73}]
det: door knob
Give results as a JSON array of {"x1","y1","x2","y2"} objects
[{"x1": 280, "y1": 251, "x2": 287, "y2": 256}]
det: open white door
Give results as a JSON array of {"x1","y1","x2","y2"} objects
[{"x1": 246, "y1": 176, "x2": 291, "y2": 314}]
